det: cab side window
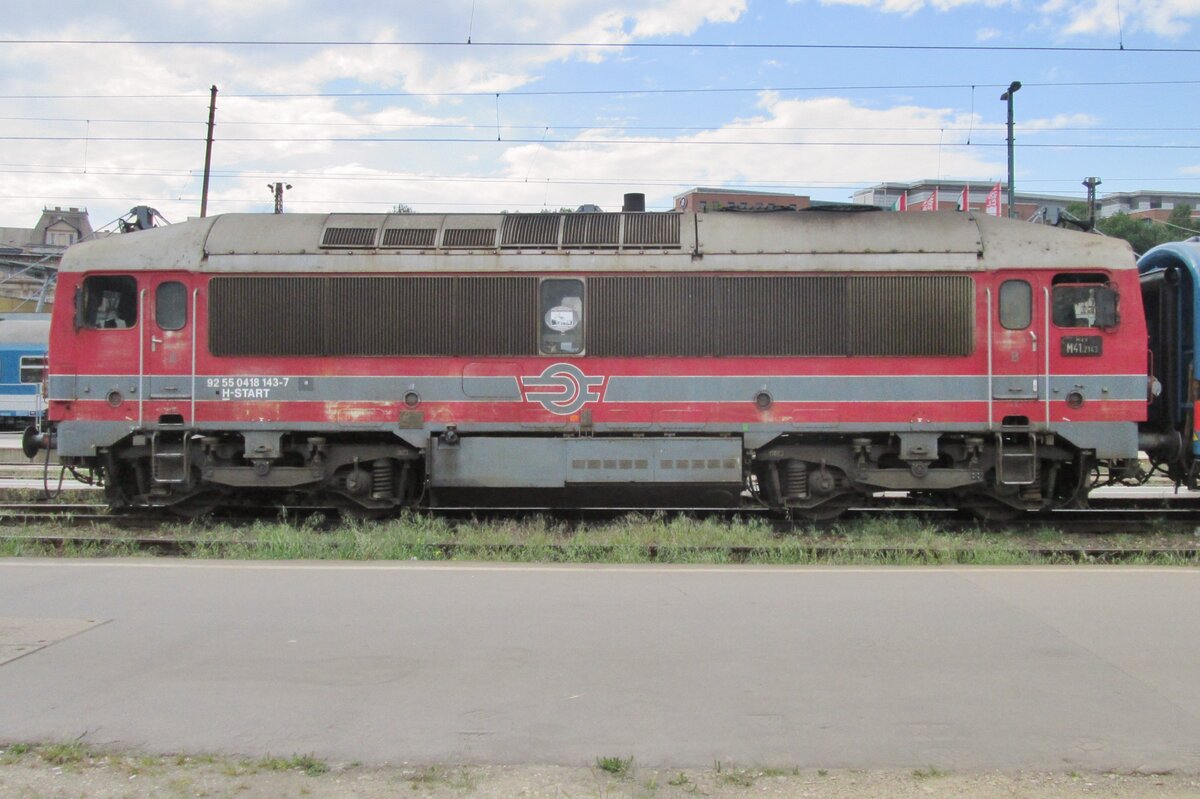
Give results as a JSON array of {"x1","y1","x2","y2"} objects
[
  {"x1": 1052, "y1": 274, "x2": 1119, "y2": 328},
  {"x1": 999, "y1": 279, "x2": 1031, "y2": 330},
  {"x1": 155, "y1": 281, "x2": 187, "y2": 331},
  {"x1": 78, "y1": 275, "x2": 137, "y2": 329},
  {"x1": 539, "y1": 278, "x2": 585, "y2": 355}
]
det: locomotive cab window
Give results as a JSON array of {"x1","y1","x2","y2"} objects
[
  {"x1": 999, "y1": 280, "x2": 1032, "y2": 330},
  {"x1": 1052, "y1": 274, "x2": 1118, "y2": 329},
  {"x1": 155, "y1": 281, "x2": 187, "y2": 331},
  {"x1": 77, "y1": 275, "x2": 137, "y2": 330},
  {"x1": 540, "y1": 278, "x2": 585, "y2": 355}
]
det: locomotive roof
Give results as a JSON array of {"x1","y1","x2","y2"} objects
[{"x1": 59, "y1": 209, "x2": 1136, "y2": 274}]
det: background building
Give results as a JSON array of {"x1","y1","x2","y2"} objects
[
  {"x1": 674, "y1": 188, "x2": 810, "y2": 213},
  {"x1": 852, "y1": 180, "x2": 1075, "y2": 221},
  {"x1": 1100, "y1": 190, "x2": 1200, "y2": 221},
  {"x1": 0, "y1": 207, "x2": 97, "y2": 312}
]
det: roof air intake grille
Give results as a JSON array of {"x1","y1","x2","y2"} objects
[
  {"x1": 321, "y1": 227, "x2": 377, "y2": 248},
  {"x1": 381, "y1": 228, "x2": 437, "y2": 248},
  {"x1": 501, "y1": 214, "x2": 561, "y2": 248},
  {"x1": 622, "y1": 213, "x2": 680, "y2": 248},
  {"x1": 442, "y1": 228, "x2": 497, "y2": 248},
  {"x1": 563, "y1": 214, "x2": 620, "y2": 248}
]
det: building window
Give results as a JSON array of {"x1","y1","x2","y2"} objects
[{"x1": 46, "y1": 230, "x2": 76, "y2": 246}]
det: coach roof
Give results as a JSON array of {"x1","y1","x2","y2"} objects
[{"x1": 58, "y1": 209, "x2": 1135, "y2": 274}]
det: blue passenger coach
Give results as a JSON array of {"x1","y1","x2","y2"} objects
[
  {"x1": 1138, "y1": 238, "x2": 1200, "y2": 485},
  {"x1": 0, "y1": 314, "x2": 50, "y2": 428}
]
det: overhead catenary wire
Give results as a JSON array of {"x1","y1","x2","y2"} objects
[
  {"x1": 3, "y1": 163, "x2": 1195, "y2": 187},
  {"x1": 2, "y1": 78, "x2": 1200, "y2": 101},
  {"x1": 2, "y1": 134, "x2": 1198, "y2": 150},
  {"x1": 2, "y1": 37, "x2": 1200, "y2": 53},
  {"x1": 3, "y1": 115, "x2": 1199, "y2": 135}
]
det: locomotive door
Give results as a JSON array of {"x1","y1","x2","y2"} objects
[
  {"x1": 141, "y1": 274, "x2": 195, "y2": 423},
  {"x1": 991, "y1": 276, "x2": 1043, "y2": 416}
]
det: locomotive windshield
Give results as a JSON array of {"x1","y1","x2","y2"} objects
[
  {"x1": 77, "y1": 275, "x2": 137, "y2": 330},
  {"x1": 1051, "y1": 275, "x2": 1119, "y2": 328}
]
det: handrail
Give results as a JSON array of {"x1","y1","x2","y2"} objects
[
  {"x1": 985, "y1": 287, "x2": 993, "y2": 431},
  {"x1": 190, "y1": 288, "x2": 198, "y2": 426},
  {"x1": 137, "y1": 288, "x2": 146, "y2": 428},
  {"x1": 1044, "y1": 286, "x2": 1051, "y2": 426}
]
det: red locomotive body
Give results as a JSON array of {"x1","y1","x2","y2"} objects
[{"x1": 43, "y1": 208, "x2": 1146, "y2": 517}]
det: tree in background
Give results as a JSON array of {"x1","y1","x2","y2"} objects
[{"x1": 1065, "y1": 202, "x2": 1197, "y2": 255}]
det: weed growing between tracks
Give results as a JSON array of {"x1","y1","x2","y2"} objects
[{"x1": 2, "y1": 511, "x2": 1198, "y2": 564}]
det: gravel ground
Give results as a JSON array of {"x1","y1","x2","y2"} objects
[{"x1": 0, "y1": 747, "x2": 1197, "y2": 799}]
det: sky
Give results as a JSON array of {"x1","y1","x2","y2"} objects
[{"x1": 0, "y1": 0, "x2": 1198, "y2": 229}]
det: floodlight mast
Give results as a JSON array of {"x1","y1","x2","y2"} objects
[{"x1": 1000, "y1": 81, "x2": 1021, "y2": 220}]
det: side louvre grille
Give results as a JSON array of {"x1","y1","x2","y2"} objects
[
  {"x1": 589, "y1": 275, "x2": 972, "y2": 356},
  {"x1": 848, "y1": 275, "x2": 974, "y2": 356},
  {"x1": 209, "y1": 276, "x2": 537, "y2": 357},
  {"x1": 321, "y1": 227, "x2": 377, "y2": 248},
  {"x1": 209, "y1": 274, "x2": 972, "y2": 359},
  {"x1": 622, "y1": 213, "x2": 680, "y2": 248},
  {"x1": 442, "y1": 228, "x2": 497, "y2": 248},
  {"x1": 563, "y1": 214, "x2": 620, "y2": 248},
  {"x1": 381, "y1": 227, "x2": 437, "y2": 248},
  {"x1": 501, "y1": 214, "x2": 561, "y2": 248}
]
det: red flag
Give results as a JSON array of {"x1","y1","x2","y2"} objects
[
  {"x1": 960, "y1": 185, "x2": 970, "y2": 212},
  {"x1": 921, "y1": 188, "x2": 938, "y2": 211},
  {"x1": 985, "y1": 182, "x2": 1002, "y2": 217}
]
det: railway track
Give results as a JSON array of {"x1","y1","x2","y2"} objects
[
  {"x1": 1, "y1": 500, "x2": 1199, "y2": 527},
  {"x1": 1, "y1": 533, "x2": 1195, "y2": 563},
  {"x1": 0, "y1": 501, "x2": 1198, "y2": 564}
]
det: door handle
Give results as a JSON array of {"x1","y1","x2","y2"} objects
[
  {"x1": 151, "y1": 335, "x2": 163, "y2": 352},
  {"x1": 1028, "y1": 331, "x2": 1038, "y2": 352}
]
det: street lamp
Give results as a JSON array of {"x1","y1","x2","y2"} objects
[{"x1": 1000, "y1": 81, "x2": 1021, "y2": 219}]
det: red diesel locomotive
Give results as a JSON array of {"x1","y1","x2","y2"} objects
[{"x1": 34, "y1": 206, "x2": 1150, "y2": 518}]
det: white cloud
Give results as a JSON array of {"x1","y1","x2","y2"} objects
[
  {"x1": 819, "y1": 0, "x2": 1200, "y2": 35},
  {"x1": 976, "y1": 26, "x2": 1002, "y2": 40}
]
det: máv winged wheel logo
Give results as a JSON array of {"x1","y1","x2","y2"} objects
[{"x1": 519, "y1": 363, "x2": 607, "y2": 415}]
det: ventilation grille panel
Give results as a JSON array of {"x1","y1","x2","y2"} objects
[
  {"x1": 321, "y1": 227, "x2": 377, "y2": 248},
  {"x1": 563, "y1": 214, "x2": 620, "y2": 248},
  {"x1": 589, "y1": 275, "x2": 972, "y2": 356},
  {"x1": 622, "y1": 213, "x2": 680, "y2": 248},
  {"x1": 208, "y1": 274, "x2": 972, "y2": 359},
  {"x1": 501, "y1": 214, "x2": 561, "y2": 247},
  {"x1": 381, "y1": 227, "x2": 437, "y2": 248},
  {"x1": 209, "y1": 276, "x2": 537, "y2": 357},
  {"x1": 442, "y1": 228, "x2": 497, "y2": 248}
]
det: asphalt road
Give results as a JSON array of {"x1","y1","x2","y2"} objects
[{"x1": 0, "y1": 560, "x2": 1197, "y2": 771}]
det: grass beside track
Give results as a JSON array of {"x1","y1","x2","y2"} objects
[{"x1": 1, "y1": 512, "x2": 1197, "y2": 565}]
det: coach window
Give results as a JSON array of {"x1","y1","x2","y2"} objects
[
  {"x1": 1052, "y1": 274, "x2": 1119, "y2": 329},
  {"x1": 999, "y1": 279, "x2": 1032, "y2": 329},
  {"x1": 539, "y1": 278, "x2": 585, "y2": 355},
  {"x1": 77, "y1": 275, "x2": 137, "y2": 330},
  {"x1": 155, "y1": 281, "x2": 187, "y2": 331},
  {"x1": 19, "y1": 356, "x2": 46, "y2": 384}
]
